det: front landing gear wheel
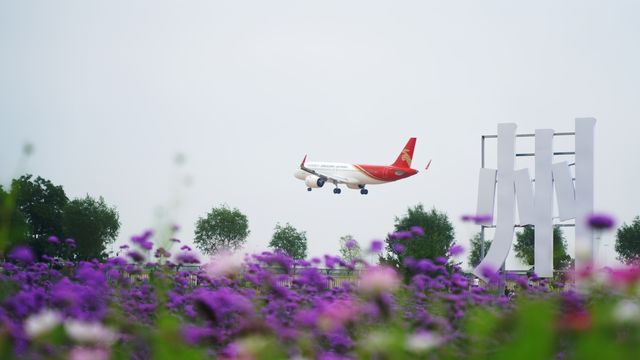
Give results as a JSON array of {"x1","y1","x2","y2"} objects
[
  {"x1": 307, "y1": 188, "x2": 312, "y2": 192},
  {"x1": 333, "y1": 188, "x2": 341, "y2": 194},
  {"x1": 360, "y1": 189, "x2": 368, "y2": 195}
]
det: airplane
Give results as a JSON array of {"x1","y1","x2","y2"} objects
[{"x1": 294, "y1": 137, "x2": 429, "y2": 195}]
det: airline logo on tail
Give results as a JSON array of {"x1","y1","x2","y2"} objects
[{"x1": 401, "y1": 149, "x2": 412, "y2": 165}]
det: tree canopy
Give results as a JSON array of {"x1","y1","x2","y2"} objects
[
  {"x1": 269, "y1": 223, "x2": 308, "y2": 260},
  {"x1": 11, "y1": 175, "x2": 68, "y2": 256},
  {"x1": 381, "y1": 204, "x2": 455, "y2": 275},
  {"x1": 62, "y1": 196, "x2": 120, "y2": 261},
  {"x1": 194, "y1": 205, "x2": 250, "y2": 255},
  {"x1": 514, "y1": 226, "x2": 572, "y2": 270},
  {"x1": 615, "y1": 216, "x2": 640, "y2": 264},
  {"x1": 1, "y1": 175, "x2": 121, "y2": 261},
  {"x1": 468, "y1": 232, "x2": 492, "y2": 268}
]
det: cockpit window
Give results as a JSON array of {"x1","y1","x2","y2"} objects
[{"x1": 394, "y1": 170, "x2": 405, "y2": 176}]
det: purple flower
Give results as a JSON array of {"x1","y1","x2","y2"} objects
[
  {"x1": 119, "y1": 244, "x2": 129, "y2": 249},
  {"x1": 345, "y1": 239, "x2": 358, "y2": 249},
  {"x1": 131, "y1": 230, "x2": 154, "y2": 250},
  {"x1": 170, "y1": 238, "x2": 181, "y2": 243},
  {"x1": 154, "y1": 247, "x2": 171, "y2": 258},
  {"x1": 47, "y1": 235, "x2": 60, "y2": 244},
  {"x1": 8, "y1": 246, "x2": 34, "y2": 264},
  {"x1": 449, "y1": 244, "x2": 464, "y2": 256},
  {"x1": 435, "y1": 256, "x2": 447, "y2": 264},
  {"x1": 410, "y1": 226, "x2": 425, "y2": 236},
  {"x1": 65, "y1": 238, "x2": 76, "y2": 248},
  {"x1": 391, "y1": 231, "x2": 413, "y2": 240},
  {"x1": 181, "y1": 325, "x2": 213, "y2": 345},
  {"x1": 180, "y1": 245, "x2": 192, "y2": 251},
  {"x1": 461, "y1": 214, "x2": 493, "y2": 224},
  {"x1": 127, "y1": 250, "x2": 145, "y2": 263},
  {"x1": 392, "y1": 243, "x2": 406, "y2": 254},
  {"x1": 587, "y1": 213, "x2": 615, "y2": 230},
  {"x1": 415, "y1": 259, "x2": 434, "y2": 273},
  {"x1": 176, "y1": 252, "x2": 200, "y2": 265},
  {"x1": 369, "y1": 240, "x2": 383, "y2": 253}
]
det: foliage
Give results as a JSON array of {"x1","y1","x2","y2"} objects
[
  {"x1": 10, "y1": 175, "x2": 68, "y2": 258},
  {"x1": 339, "y1": 234, "x2": 362, "y2": 262},
  {"x1": 194, "y1": 205, "x2": 250, "y2": 255},
  {"x1": 62, "y1": 196, "x2": 120, "y2": 261},
  {"x1": 381, "y1": 204, "x2": 455, "y2": 276},
  {"x1": 268, "y1": 223, "x2": 308, "y2": 260},
  {"x1": 0, "y1": 185, "x2": 28, "y2": 254},
  {"x1": 1, "y1": 231, "x2": 640, "y2": 359},
  {"x1": 1, "y1": 176, "x2": 121, "y2": 261},
  {"x1": 615, "y1": 216, "x2": 640, "y2": 264},
  {"x1": 468, "y1": 232, "x2": 492, "y2": 268},
  {"x1": 514, "y1": 226, "x2": 572, "y2": 270}
]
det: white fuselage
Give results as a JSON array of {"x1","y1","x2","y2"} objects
[{"x1": 294, "y1": 162, "x2": 387, "y2": 185}]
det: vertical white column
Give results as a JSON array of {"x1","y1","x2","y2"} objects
[
  {"x1": 476, "y1": 168, "x2": 497, "y2": 223},
  {"x1": 514, "y1": 168, "x2": 535, "y2": 225},
  {"x1": 575, "y1": 118, "x2": 596, "y2": 269},
  {"x1": 474, "y1": 123, "x2": 516, "y2": 280},
  {"x1": 534, "y1": 129, "x2": 554, "y2": 278},
  {"x1": 552, "y1": 162, "x2": 576, "y2": 221}
]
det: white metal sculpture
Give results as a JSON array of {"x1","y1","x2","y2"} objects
[{"x1": 473, "y1": 118, "x2": 596, "y2": 280}]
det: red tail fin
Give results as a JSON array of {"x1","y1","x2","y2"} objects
[{"x1": 391, "y1": 137, "x2": 416, "y2": 168}]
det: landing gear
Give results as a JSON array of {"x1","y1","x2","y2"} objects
[
  {"x1": 333, "y1": 188, "x2": 342, "y2": 194},
  {"x1": 360, "y1": 188, "x2": 369, "y2": 195},
  {"x1": 307, "y1": 188, "x2": 312, "y2": 192}
]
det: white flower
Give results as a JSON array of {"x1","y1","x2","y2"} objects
[
  {"x1": 406, "y1": 332, "x2": 443, "y2": 353},
  {"x1": 64, "y1": 320, "x2": 118, "y2": 345},
  {"x1": 613, "y1": 300, "x2": 640, "y2": 323},
  {"x1": 24, "y1": 309, "x2": 62, "y2": 338},
  {"x1": 358, "y1": 266, "x2": 400, "y2": 294},
  {"x1": 204, "y1": 250, "x2": 245, "y2": 278}
]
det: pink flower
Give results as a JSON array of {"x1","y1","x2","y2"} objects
[
  {"x1": 358, "y1": 266, "x2": 400, "y2": 295},
  {"x1": 204, "y1": 251, "x2": 245, "y2": 278}
]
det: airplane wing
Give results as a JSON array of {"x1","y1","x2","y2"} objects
[{"x1": 300, "y1": 155, "x2": 358, "y2": 184}]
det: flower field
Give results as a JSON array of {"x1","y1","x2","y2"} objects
[{"x1": 1, "y1": 229, "x2": 640, "y2": 360}]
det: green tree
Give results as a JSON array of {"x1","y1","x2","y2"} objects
[
  {"x1": 194, "y1": 205, "x2": 250, "y2": 255},
  {"x1": 468, "y1": 232, "x2": 492, "y2": 268},
  {"x1": 0, "y1": 184, "x2": 29, "y2": 254},
  {"x1": 269, "y1": 223, "x2": 308, "y2": 260},
  {"x1": 339, "y1": 234, "x2": 362, "y2": 262},
  {"x1": 514, "y1": 226, "x2": 572, "y2": 270},
  {"x1": 615, "y1": 216, "x2": 640, "y2": 264},
  {"x1": 11, "y1": 175, "x2": 68, "y2": 257},
  {"x1": 62, "y1": 196, "x2": 120, "y2": 261},
  {"x1": 381, "y1": 204, "x2": 455, "y2": 275}
]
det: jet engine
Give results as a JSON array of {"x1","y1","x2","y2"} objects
[{"x1": 305, "y1": 175, "x2": 326, "y2": 188}]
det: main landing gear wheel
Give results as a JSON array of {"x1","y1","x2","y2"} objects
[
  {"x1": 360, "y1": 188, "x2": 369, "y2": 195},
  {"x1": 333, "y1": 188, "x2": 341, "y2": 194}
]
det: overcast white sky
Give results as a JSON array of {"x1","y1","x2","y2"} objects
[{"x1": 1, "y1": 1, "x2": 639, "y2": 269}]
